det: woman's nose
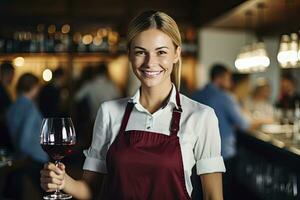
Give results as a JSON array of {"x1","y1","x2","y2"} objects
[{"x1": 145, "y1": 53, "x2": 158, "y2": 67}]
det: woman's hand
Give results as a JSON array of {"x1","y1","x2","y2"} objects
[
  {"x1": 40, "y1": 162, "x2": 66, "y2": 192},
  {"x1": 40, "y1": 162, "x2": 106, "y2": 199}
]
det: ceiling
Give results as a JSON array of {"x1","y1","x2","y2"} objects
[
  {"x1": 0, "y1": 0, "x2": 246, "y2": 34},
  {"x1": 208, "y1": 0, "x2": 300, "y2": 35},
  {"x1": 0, "y1": 0, "x2": 298, "y2": 35}
]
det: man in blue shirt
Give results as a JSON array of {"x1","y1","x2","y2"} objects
[
  {"x1": 192, "y1": 64, "x2": 249, "y2": 200},
  {"x1": 6, "y1": 73, "x2": 48, "y2": 163}
]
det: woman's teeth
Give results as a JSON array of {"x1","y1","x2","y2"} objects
[{"x1": 142, "y1": 70, "x2": 162, "y2": 77}]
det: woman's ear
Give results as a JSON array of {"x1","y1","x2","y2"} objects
[{"x1": 174, "y1": 46, "x2": 181, "y2": 64}]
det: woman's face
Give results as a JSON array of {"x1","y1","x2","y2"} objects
[{"x1": 129, "y1": 28, "x2": 180, "y2": 89}]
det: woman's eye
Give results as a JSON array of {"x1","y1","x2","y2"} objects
[
  {"x1": 157, "y1": 50, "x2": 167, "y2": 55},
  {"x1": 135, "y1": 51, "x2": 146, "y2": 56}
]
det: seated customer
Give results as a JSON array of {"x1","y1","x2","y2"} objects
[
  {"x1": 245, "y1": 78, "x2": 274, "y2": 122},
  {"x1": 231, "y1": 73, "x2": 270, "y2": 129},
  {"x1": 276, "y1": 72, "x2": 300, "y2": 110}
]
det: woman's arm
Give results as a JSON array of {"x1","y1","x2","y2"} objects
[
  {"x1": 200, "y1": 172, "x2": 223, "y2": 200},
  {"x1": 64, "y1": 170, "x2": 105, "y2": 199},
  {"x1": 41, "y1": 162, "x2": 105, "y2": 200}
]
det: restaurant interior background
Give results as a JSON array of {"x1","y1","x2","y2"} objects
[{"x1": 1, "y1": 0, "x2": 300, "y2": 199}]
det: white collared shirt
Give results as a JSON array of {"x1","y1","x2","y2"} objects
[{"x1": 83, "y1": 85, "x2": 226, "y2": 196}]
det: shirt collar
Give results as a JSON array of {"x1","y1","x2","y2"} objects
[{"x1": 129, "y1": 83, "x2": 179, "y2": 109}]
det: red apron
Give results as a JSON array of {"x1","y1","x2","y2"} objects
[{"x1": 106, "y1": 90, "x2": 191, "y2": 200}]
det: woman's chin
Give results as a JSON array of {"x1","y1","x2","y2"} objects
[
  {"x1": 140, "y1": 78, "x2": 172, "y2": 89},
  {"x1": 141, "y1": 80, "x2": 161, "y2": 88}
]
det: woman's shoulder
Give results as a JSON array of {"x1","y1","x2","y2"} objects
[
  {"x1": 102, "y1": 97, "x2": 130, "y2": 106},
  {"x1": 100, "y1": 97, "x2": 131, "y2": 113},
  {"x1": 180, "y1": 93, "x2": 215, "y2": 116}
]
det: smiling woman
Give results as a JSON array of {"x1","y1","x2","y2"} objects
[
  {"x1": 40, "y1": 10, "x2": 225, "y2": 200},
  {"x1": 129, "y1": 28, "x2": 179, "y2": 94},
  {"x1": 127, "y1": 10, "x2": 182, "y2": 90}
]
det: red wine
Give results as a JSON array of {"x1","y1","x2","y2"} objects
[{"x1": 41, "y1": 143, "x2": 75, "y2": 160}]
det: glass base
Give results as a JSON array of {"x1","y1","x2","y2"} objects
[{"x1": 43, "y1": 192, "x2": 72, "y2": 200}]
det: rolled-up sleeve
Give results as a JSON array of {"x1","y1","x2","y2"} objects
[
  {"x1": 194, "y1": 108, "x2": 226, "y2": 175},
  {"x1": 83, "y1": 103, "x2": 110, "y2": 173}
]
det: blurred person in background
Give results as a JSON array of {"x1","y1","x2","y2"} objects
[
  {"x1": 6, "y1": 73, "x2": 48, "y2": 162},
  {"x1": 231, "y1": 73, "x2": 269, "y2": 129},
  {"x1": 276, "y1": 72, "x2": 300, "y2": 110},
  {"x1": 244, "y1": 78, "x2": 274, "y2": 123},
  {"x1": 192, "y1": 64, "x2": 249, "y2": 200},
  {"x1": 74, "y1": 65, "x2": 94, "y2": 92},
  {"x1": 230, "y1": 73, "x2": 251, "y2": 107},
  {"x1": 75, "y1": 62, "x2": 121, "y2": 120},
  {"x1": 5, "y1": 73, "x2": 48, "y2": 199},
  {"x1": 73, "y1": 66, "x2": 95, "y2": 149},
  {"x1": 38, "y1": 67, "x2": 66, "y2": 118},
  {"x1": 230, "y1": 73, "x2": 253, "y2": 123},
  {"x1": 0, "y1": 61, "x2": 15, "y2": 150}
]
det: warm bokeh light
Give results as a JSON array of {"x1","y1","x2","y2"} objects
[
  {"x1": 61, "y1": 24, "x2": 71, "y2": 34},
  {"x1": 48, "y1": 25, "x2": 56, "y2": 34},
  {"x1": 43, "y1": 69, "x2": 53, "y2": 82},
  {"x1": 277, "y1": 33, "x2": 299, "y2": 68},
  {"x1": 82, "y1": 34, "x2": 93, "y2": 45},
  {"x1": 93, "y1": 36, "x2": 103, "y2": 46},
  {"x1": 108, "y1": 31, "x2": 119, "y2": 45},
  {"x1": 13, "y1": 57, "x2": 25, "y2": 67},
  {"x1": 97, "y1": 28, "x2": 108, "y2": 37},
  {"x1": 235, "y1": 43, "x2": 270, "y2": 72}
]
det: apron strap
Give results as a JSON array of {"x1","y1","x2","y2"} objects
[
  {"x1": 119, "y1": 102, "x2": 134, "y2": 133},
  {"x1": 170, "y1": 90, "x2": 182, "y2": 136},
  {"x1": 175, "y1": 88, "x2": 181, "y2": 108}
]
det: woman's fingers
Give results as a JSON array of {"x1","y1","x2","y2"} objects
[
  {"x1": 40, "y1": 176, "x2": 63, "y2": 185},
  {"x1": 40, "y1": 169, "x2": 64, "y2": 180},
  {"x1": 57, "y1": 162, "x2": 66, "y2": 171},
  {"x1": 44, "y1": 162, "x2": 64, "y2": 175},
  {"x1": 40, "y1": 162, "x2": 66, "y2": 192}
]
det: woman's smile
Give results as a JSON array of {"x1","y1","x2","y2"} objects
[{"x1": 140, "y1": 69, "x2": 164, "y2": 78}]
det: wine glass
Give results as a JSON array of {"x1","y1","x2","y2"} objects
[{"x1": 40, "y1": 118, "x2": 76, "y2": 200}]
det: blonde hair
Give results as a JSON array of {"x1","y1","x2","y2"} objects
[{"x1": 127, "y1": 10, "x2": 182, "y2": 90}]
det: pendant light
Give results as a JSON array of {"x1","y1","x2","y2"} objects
[
  {"x1": 235, "y1": 3, "x2": 270, "y2": 72},
  {"x1": 277, "y1": 0, "x2": 300, "y2": 68},
  {"x1": 235, "y1": 10, "x2": 253, "y2": 72}
]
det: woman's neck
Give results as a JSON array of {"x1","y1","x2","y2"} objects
[{"x1": 139, "y1": 81, "x2": 173, "y2": 114}]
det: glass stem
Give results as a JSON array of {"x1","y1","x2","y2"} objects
[{"x1": 54, "y1": 160, "x2": 61, "y2": 194}]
